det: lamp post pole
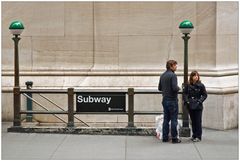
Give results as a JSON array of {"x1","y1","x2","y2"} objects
[
  {"x1": 9, "y1": 21, "x2": 24, "y2": 127},
  {"x1": 12, "y1": 34, "x2": 21, "y2": 127},
  {"x1": 13, "y1": 35, "x2": 21, "y2": 87},
  {"x1": 179, "y1": 20, "x2": 194, "y2": 137},
  {"x1": 182, "y1": 33, "x2": 190, "y2": 131},
  {"x1": 183, "y1": 34, "x2": 190, "y2": 86}
]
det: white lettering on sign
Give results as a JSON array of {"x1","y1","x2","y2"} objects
[{"x1": 77, "y1": 95, "x2": 111, "y2": 104}]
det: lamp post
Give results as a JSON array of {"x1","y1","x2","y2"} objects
[
  {"x1": 9, "y1": 20, "x2": 24, "y2": 126},
  {"x1": 179, "y1": 20, "x2": 194, "y2": 137},
  {"x1": 9, "y1": 21, "x2": 24, "y2": 87}
]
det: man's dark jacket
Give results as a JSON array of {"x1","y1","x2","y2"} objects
[{"x1": 158, "y1": 69, "x2": 180, "y2": 99}]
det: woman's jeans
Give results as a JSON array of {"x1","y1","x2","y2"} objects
[{"x1": 162, "y1": 97, "x2": 179, "y2": 140}]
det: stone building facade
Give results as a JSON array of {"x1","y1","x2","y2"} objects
[{"x1": 2, "y1": 2, "x2": 238, "y2": 129}]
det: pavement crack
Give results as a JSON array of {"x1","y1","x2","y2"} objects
[
  {"x1": 193, "y1": 142, "x2": 203, "y2": 160},
  {"x1": 125, "y1": 136, "x2": 127, "y2": 159},
  {"x1": 49, "y1": 135, "x2": 68, "y2": 159}
]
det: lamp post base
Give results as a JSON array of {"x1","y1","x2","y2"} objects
[{"x1": 179, "y1": 127, "x2": 191, "y2": 137}]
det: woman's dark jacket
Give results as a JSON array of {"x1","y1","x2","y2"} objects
[{"x1": 183, "y1": 81, "x2": 208, "y2": 110}]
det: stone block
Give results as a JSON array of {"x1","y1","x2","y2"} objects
[
  {"x1": 93, "y1": 36, "x2": 119, "y2": 69},
  {"x1": 119, "y1": 35, "x2": 172, "y2": 69},
  {"x1": 2, "y1": 36, "x2": 32, "y2": 70},
  {"x1": 95, "y1": 2, "x2": 173, "y2": 36},
  {"x1": 134, "y1": 94, "x2": 162, "y2": 111},
  {"x1": 196, "y1": 2, "x2": 216, "y2": 35},
  {"x1": 216, "y1": 2, "x2": 238, "y2": 35},
  {"x1": 65, "y1": 2, "x2": 93, "y2": 36},
  {"x1": 32, "y1": 36, "x2": 93, "y2": 70},
  {"x1": 118, "y1": 2, "x2": 173, "y2": 36},
  {"x1": 195, "y1": 35, "x2": 216, "y2": 68},
  {"x1": 94, "y1": 2, "x2": 121, "y2": 36},
  {"x1": 202, "y1": 95, "x2": 224, "y2": 130},
  {"x1": 223, "y1": 94, "x2": 238, "y2": 129},
  {"x1": 216, "y1": 35, "x2": 238, "y2": 68}
]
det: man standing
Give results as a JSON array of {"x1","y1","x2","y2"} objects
[{"x1": 158, "y1": 60, "x2": 181, "y2": 143}]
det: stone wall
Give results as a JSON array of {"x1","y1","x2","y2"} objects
[{"x1": 2, "y1": 2, "x2": 238, "y2": 130}]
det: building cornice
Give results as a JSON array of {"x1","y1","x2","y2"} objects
[{"x1": 1, "y1": 68, "x2": 238, "y2": 77}]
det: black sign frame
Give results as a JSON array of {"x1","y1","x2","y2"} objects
[{"x1": 76, "y1": 92, "x2": 126, "y2": 112}]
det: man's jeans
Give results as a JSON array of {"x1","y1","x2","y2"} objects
[{"x1": 162, "y1": 97, "x2": 179, "y2": 140}]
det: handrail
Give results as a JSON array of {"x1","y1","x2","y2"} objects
[
  {"x1": 74, "y1": 89, "x2": 128, "y2": 93},
  {"x1": 20, "y1": 88, "x2": 185, "y2": 94},
  {"x1": 20, "y1": 89, "x2": 68, "y2": 93},
  {"x1": 20, "y1": 111, "x2": 68, "y2": 114},
  {"x1": 74, "y1": 112, "x2": 128, "y2": 115}
]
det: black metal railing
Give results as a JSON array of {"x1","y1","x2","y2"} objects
[{"x1": 13, "y1": 87, "x2": 183, "y2": 128}]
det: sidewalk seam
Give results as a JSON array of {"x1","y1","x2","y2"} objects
[
  {"x1": 49, "y1": 135, "x2": 68, "y2": 159},
  {"x1": 193, "y1": 142, "x2": 203, "y2": 160},
  {"x1": 125, "y1": 136, "x2": 127, "y2": 159}
]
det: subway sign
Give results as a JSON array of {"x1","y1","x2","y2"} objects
[{"x1": 76, "y1": 92, "x2": 126, "y2": 112}]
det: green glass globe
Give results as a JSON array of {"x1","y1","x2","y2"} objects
[
  {"x1": 179, "y1": 20, "x2": 194, "y2": 34},
  {"x1": 9, "y1": 21, "x2": 24, "y2": 35}
]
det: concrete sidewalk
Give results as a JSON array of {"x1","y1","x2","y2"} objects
[{"x1": 2, "y1": 122, "x2": 239, "y2": 160}]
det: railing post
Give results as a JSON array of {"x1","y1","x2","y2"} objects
[
  {"x1": 127, "y1": 88, "x2": 135, "y2": 128},
  {"x1": 67, "y1": 88, "x2": 74, "y2": 127},
  {"x1": 13, "y1": 87, "x2": 21, "y2": 126},
  {"x1": 25, "y1": 81, "x2": 33, "y2": 122}
]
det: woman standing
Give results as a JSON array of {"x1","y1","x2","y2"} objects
[{"x1": 183, "y1": 71, "x2": 207, "y2": 142}]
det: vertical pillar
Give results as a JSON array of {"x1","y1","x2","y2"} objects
[
  {"x1": 67, "y1": 88, "x2": 74, "y2": 127},
  {"x1": 25, "y1": 81, "x2": 33, "y2": 122},
  {"x1": 13, "y1": 87, "x2": 21, "y2": 126},
  {"x1": 127, "y1": 88, "x2": 135, "y2": 128}
]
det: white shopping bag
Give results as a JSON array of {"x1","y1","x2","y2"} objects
[
  {"x1": 155, "y1": 114, "x2": 182, "y2": 140},
  {"x1": 155, "y1": 114, "x2": 164, "y2": 139}
]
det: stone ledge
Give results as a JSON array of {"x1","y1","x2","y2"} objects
[
  {"x1": 2, "y1": 68, "x2": 238, "y2": 76},
  {"x1": 2, "y1": 87, "x2": 238, "y2": 94},
  {"x1": 7, "y1": 126, "x2": 156, "y2": 136}
]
